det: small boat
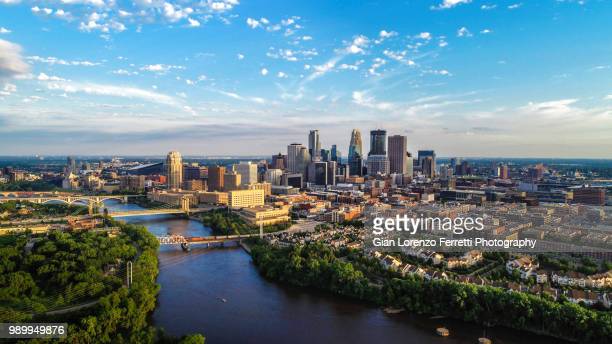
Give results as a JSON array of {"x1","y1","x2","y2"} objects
[{"x1": 436, "y1": 327, "x2": 450, "y2": 337}]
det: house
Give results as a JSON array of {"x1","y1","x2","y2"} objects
[
  {"x1": 552, "y1": 271, "x2": 587, "y2": 287},
  {"x1": 586, "y1": 271, "x2": 612, "y2": 289},
  {"x1": 381, "y1": 255, "x2": 402, "y2": 271},
  {"x1": 567, "y1": 290, "x2": 599, "y2": 306}
]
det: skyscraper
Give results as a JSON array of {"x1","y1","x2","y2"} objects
[
  {"x1": 271, "y1": 153, "x2": 286, "y2": 170},
  {"x1": 166, "y1": 151, "x2": 183, "y2": 190},
  {"x1": 369, "y1": 129, "x2": 387, "y2": 156},
  {"x1": 422, "y1": 156, "x2": 435, "y2": 179},
  {"x1": 348, "y1": 129, "x2": 363, "y2": 176},
  {"x1": 287, "y1": 143, "x2": 303, "y2": 173},
  {"x1": 330, "y1": 144, "x2": 341, "y2": 162},
  {"x1": 66, "y1": 156, "x2": 77, "y2": 174},
  {"x1": 308, "y1": 130, "x2": 321, "y2": 160},
  {"x1": 367, "y1": 155, "x2": 390, "y2": 176},
  {"x1": 234, "y1": 162, "x2": 257, "y2": 185},
  {"x1": 223, "y1": 171, "x2": 241, "y2": 191},
  {"x1": 208, "y1": 165, "x2": 226, "y2": 192},
  {"x1": 388, "y1": 135, "x2": 408, "y2": 174},
  {"x1": 418, "y1": 150, "x2": 436, "y2": 176},
  {"x1": 296, "y1": 146, "x2": 311, "y2": 175}
]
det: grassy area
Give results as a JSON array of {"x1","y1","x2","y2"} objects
[{"x1": 0, "y1": 200, "x2": 88, "y2": 220}]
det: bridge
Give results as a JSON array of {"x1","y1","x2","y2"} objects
[
  {"x1": 0, "y1": 194, "x2": 139, "y2": 215},
  {"x1": 156, "y1": 233, "x2": 265, "y2": 251}
]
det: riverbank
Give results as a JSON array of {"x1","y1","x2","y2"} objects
[{"x1": 249, "y1": 241, "x2": 611, "y2": 343}]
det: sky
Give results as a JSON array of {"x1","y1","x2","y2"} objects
[{"x1": 0, "y1": 0, "x2": 611, "y2": 158}]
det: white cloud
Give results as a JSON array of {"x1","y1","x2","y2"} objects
[
  {"x1": 481, "y1": 4, "x2": 496, "y2": 10},
  {"x1": 140, "y1": 63, "x2": 185, "y2": 73},
  {"x1": 432, "y1": 0, "x2": 472, "y2": 10},
  {"x1": 418, "y1": 32, "x2": 432, "y2": 40},
  {"x1": 520, "y1": 99, "x2": 579, "y2": 117},
  {"x1": 0, "y1": 39, "x2": 29, "y2": 78},
  {"x1": 480, "y1": 29, "x2": 492, "y2": 34},
  {"x1": 301, "y1": 35, "x2": 312, "y2": 41},
  {"x1": 237, "y1": 53, "x2": 244, "y2": 60},
  {"x1": 217, "y1": 89, "x2": 266, "y2": 104},
  {"x1": 46, "y1": 80, "x2": 178, "y2": 105},
  {"x1": 162, "y1": 2, "x2": 193, "y2": 22},
  {"x1": 0, "y1": 27, "x2": 11, "y2": 34},
  {"x1": 246, "y1": 17, "x2": 260, "y2": 29},
  {"x1": 37, "y1": 72, "x2": 65, "y2": 81},
  {"x1": 260, "y1": 68, "x2": 268, "y2": 76},
  {"x1": 368, "y1": 57, "x2": 386, "y2": 76},
  {"x1": 383, "y1": 50, "x2": 415, "y2": 66},
  {"x1": 508, "y1": 3, "x2": 522, "y2": 9},
  {"x1": 352, "y1": 91, "x2": 393, "y2": 110},
  {"x1": 0, "y1": 0, "x2": 21, "y2": 4},
  {"x1": 112, "y1": 69, "x2": 138, "y2": 76},
  {"x1": 0, "y1": 82, "x2": 17, "y2": 96},
  {"x1": 347, "y1": 35, "x2": 369, "y2": 54},
  {"x1": 604, "y1": 95, "x2": 612, "y2": 100},
  {"x1": 27, "y1": 55, "x2": 100, "y2": 66},
  {"x1": 457, "y1": 27, "x2": 472, "y2": 37},
  {"x1": 277, "y1": 71, "x2": 287, "y2": 78},
  {"x1": 187, "y1": 18, "x2": 200, "y2": 27}
]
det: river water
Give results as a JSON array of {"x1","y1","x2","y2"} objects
[{"x1": 104, "y1": 201, "x2": 563, "y2": 344}]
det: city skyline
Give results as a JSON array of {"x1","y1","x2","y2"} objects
[{"x1": 1, "y1": 0, "x2": 611, "y2": 157}]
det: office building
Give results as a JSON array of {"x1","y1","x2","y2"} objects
[
  {"x1": 308, "y1": 129, "x2": 321, "y2": 160},
  {"x1": 247, "y1": 182, "x2": 272, "y2": 196},
  {"x1": 308, "y1": 161, "x2": 328, "y2": 185},
  {"x1": 264, "y1": 168, "x2": 283, "y2": 185},
  {"x1": 369, "y1": 129, "x2": 387, "y2": 156},
  {"x1": 331, "y1": 145, "x2": 341, "y2": 162},
  {"x1": 406, "y1": 152, "x2": 413, "y2": 178},
  {"x1": 367, "y1": 155, "x2": 389, "y2": 176},
  {"x1": 183, "y1": 165, "x2": 206, "y2": 181},
  {"x1": 296, "y1": 146, "x2": 310, "y2": 175},
  {"x1": 271, "y1": 153, "x2": 286, "y2": 170},
  {"x1": 287, "y1": 143, "x2": 303, "y2": 173},
  {"x1": 223, "y1": 171, "x2": 241, "y2": 191},
  {"x1": 571, "y1": 186, "x2": 605, "y2": 205},
  {"x1": 238, "y1": 205, "x2": 290, "y2": 226},
  {"x1": 234, "y1": 162, "x2": 257, "y2": 185},
  {"x1": 67, "y1": 156, "x2": 77, "y2": 174},
  {"x1": 388, "y1": 135, "x2": 408, "y2": 174},
  {"x1": 183, "y1": 179, "x2": 205, "y2": 191},
  {"x1": 166, "y1": 151, "x2": 183, "y2": 190},
  {"x1": 422, "y1": 156, "x2": 435, "y2": 179},
  {"x1": 120, "y1": 175, "x2": 145, "y2": 192},
  {"x1": 327, "y1": 160, "x2": 337, "y2": 186},
  {"x1": 498, "y1": 164, "x2": 509, "y2": 179},
  {"x1": 348, "y1": 129, "x2": 363, "y2": 176},
  {"x1": 208, "y1": 165, "x2": 225, "y2": 192},
  {"x1": 282, "y1": 173, "x2": 303, "y2": 188},
  {"x1": 228, "y1": 189, "x2": 265, "y2": 208}
]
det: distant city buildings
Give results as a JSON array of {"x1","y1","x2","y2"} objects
[
  {"x1": 348, "y1": 129, "x2": 363, "y2": 176},
  {"x1": 208, "y1": 165, "x2": 226, "y2": 192},
  {"x1": 308, "y1": 129, "x2": 321, "y2": 161},
  {"x1": 166, "y1": 151, "x2": 183, "y2": 190},
  {"x1": 234, "y1": 162, "x2": 257, "y2": 185},
  {"x1": 388, "y1": 135, "x2": 409, "y2": 175}
]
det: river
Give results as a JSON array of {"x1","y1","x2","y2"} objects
[{"x1": 104, "y1": 200, "x2": 564, "y2": 344}]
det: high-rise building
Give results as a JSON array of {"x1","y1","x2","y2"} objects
[
  {"x1": 120, "y1": 175, "x2": 145, "y2": 192},
  {"x1": 296, "y1": 146, "x2": 310, "y2": 175},
  {"x1": 66, "y1": 156, "x2": 77, "y2": 174},
  {"x1": 287, "y1": 143, "x2": 303, "y2": 173},
  {"x1": 320, "y1": 149, "x2": 330, "y2": 162},
  {"x1": 331, "y1": 145, "x2": 341, "y2": 162},
  {"x1": 388, "y1": 135, "x2": 408, "y2": 174},
  {"x1": 307, "y1": 161, "x2": 328, "y2": 185},
  {"x1": 348, "y1": 129, "x2": 363, "y2": 176},
  {"x1": 308, "y1": 130, "x2": 321, "y2": 160},
  {"x1": 406, "y1": 152, "x2": 413, "y2": 178},
  {"x1": 271, "y1": 153, "x2": 286, "y2": 170},
  {"x1": 418, "y1": 150, "x2": 436, "y2": 176},
  {"x1": 223, "y1": 171, "x2": 241, "y2": 191},
  {"x1": 208, "y1": 165, "x2": 226, "y2": 191},
  {"x1": 264, "y1": 169, "x2": 283, "y2": 185},
  {"x1": 234, "y1": 162, "x2": 257, "y2": 185},
  {"x1": 422, "y1": 156, "x2": 435, "y2": 179},
  {"x1": 282, "y1": 172, "x2": 303, "y2": 188},
  {"x1": 166, "y1": 151, "x2": 183, "y2": 190},
  {"x1": 183, "y1": 165, "x2": 206, "y2": 181},
  {"x1": 498, "y1": 164, "x2": 509, "y2": 179},
  {"x1": 327, "y1": 160, "x2": 337, "y2": 186},
  {"x1": 367, "y1": 155, "x2": 389, "y2": 176},
  {"x1": 369, "y1": 129, "x2": 387, "y2": 156}
]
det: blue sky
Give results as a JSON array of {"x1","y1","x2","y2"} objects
[{"x1": 0, "y1": 0, "x2": 611, "y2": 157}]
